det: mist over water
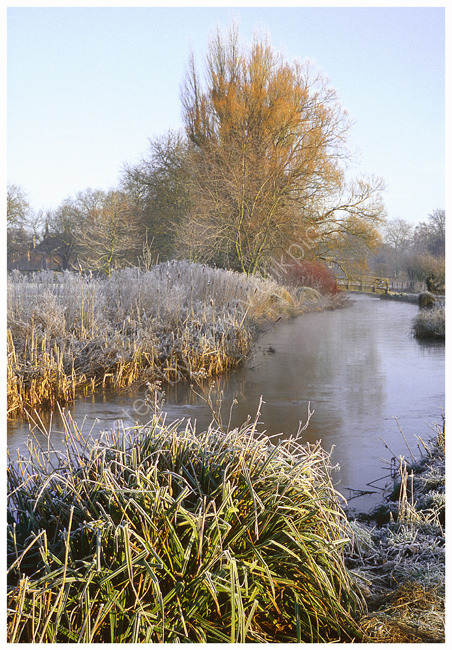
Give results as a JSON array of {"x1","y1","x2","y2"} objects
[{"x1": 8, "y1": 294, "x2": 445, "y2": 512}]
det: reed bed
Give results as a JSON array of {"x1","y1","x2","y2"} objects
[
  {"x1": 412, "y1": 305, "x2": 445, "y2": 340},
  {"x1": 8, "y1": 263, "x2": 327, "y2": 417},
  {"x1": 7, "y1": 406, "x2": 365, "y2": 643}
]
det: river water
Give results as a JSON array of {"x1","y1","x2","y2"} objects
[{"x1": 7, "y1": 294, "x2": 445, "y2": 512}]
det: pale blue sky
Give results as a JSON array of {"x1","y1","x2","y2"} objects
[{"x1": 7, "y1": 5, "x2": 445, "y2": 225}]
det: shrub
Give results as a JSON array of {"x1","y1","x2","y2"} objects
[
  {"x1": 273, "y1": 260, "x2": 339, "y2": 295},
  {"x1": 404, "y1": 253, "x2": 445, "y2": 293},
  {"x1": 7, "y1": 409, "x2": 364, "y2": 642}
]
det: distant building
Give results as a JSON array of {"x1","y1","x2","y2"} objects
[{"x1": 7, "y1": 236, "x2": 68, "y2": 273}]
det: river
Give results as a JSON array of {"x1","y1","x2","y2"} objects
[{"x1": 7, "y1": 294, "x2": 445, "y2": 512}]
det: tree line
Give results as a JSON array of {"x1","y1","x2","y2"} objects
[
  {"x1": 6, "y1": 25, "x2": 444, "y2": 281},
  {"x1": 368, "y1": 210, "x2": 445, "y2": 291}
]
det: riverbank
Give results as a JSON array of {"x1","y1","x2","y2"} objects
[
  {"x1": 349, "y1": 418, "x2": 445, "y2": 642},
  {"x1": 7, "y1": 406, "x2": 444, "y2": 642},
  {"x1": 7, "y1": 263, "x2": 345, "y2": 418},
  {"x1": 379, "y1": 290, "x2": 419, "y2": 304},
  {"x1": 380, "y1": 289, "x2": 445, "y2": 307},
  {"x1": 379, "y1": 291, "x2": 445, "y2": 341}
]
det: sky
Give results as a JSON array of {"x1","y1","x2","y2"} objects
[{"x1": 5, "y1": 3, "x2": 446, "y2": 226}]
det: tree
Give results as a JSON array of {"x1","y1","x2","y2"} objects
[
  {"x1": 44, "y1": 190, "x2": 107, "y2": 270},
  {"x1": 413, "y1": 209, "x2": 445, "y2": 256},
  {"x1": 45, "y1": 200, "x2": 82, "y2": 270},
  {"x1": 383, "y1": 217, "x2": 413, "y2": 253},
  {"x1": 306, "y1": 176, "x2": 385, "y2": 275},
  {"x1": 75, "y1": 189, "x2": 141, "y2": 275},
  {"x1": 381, "y1": 217, "x2": 413, "y2": 279},
  {"x1": 121, "y1": 131, "x2": 191, "y2": 261},
  {"x1": 7, "y1": 184, "x2": 34, "y2": 263},
  {"x1": 7, "y1": 184, "x2": 31, "y2": 227},
  {"x1": 38, "y1": 207, "x2": 75, "y2": 270},
  {"x1": 180, "y1": 25, "x2": 385, "y2": 274},
  {"x1": 405, "y1": 252, "x2": 445, "y2": 291}
]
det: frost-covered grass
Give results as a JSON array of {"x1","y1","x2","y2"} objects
[
  {"x1": 345, "y1": 421, "x2": 445, "y2": 642},
  {"x1": 7, "y1": 405, "x2": 364, "y2": 643},
  {"x1": 7, "y1": 262, "x2": 331, "y2": 416},
  {"x1": 412, "y1": 306, "x2": 445, "y2": 340}
]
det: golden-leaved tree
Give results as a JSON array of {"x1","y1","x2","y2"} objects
[{"x1": 179, "y1": 25, "x2": 385, "y2": 274}]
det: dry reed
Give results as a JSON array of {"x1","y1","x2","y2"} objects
[{"x1": 7, "y1": 263, "x2": 338, "y2": 417}]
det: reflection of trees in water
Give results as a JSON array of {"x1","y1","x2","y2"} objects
[
  {"x1": 229, "y1": 305, "x2": 387, "y2": 442},
  {"x1": 341, "y1": 319, "x2": 386, "y2": 421}
]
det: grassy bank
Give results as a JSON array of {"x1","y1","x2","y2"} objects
[
  {"x1": 7, "y1": 400, "x2": 444, "y2": 642},
  {"x1": 378, "y1": 290, "x2": 445, "y2": 341},
  {"x1": 7, "y1": 405, "x2": 364, "y2": 643},
  {"x1": 7, "y1": 262, "x2": 343, "y2": 418},
  {"x1": 412, "y1": 306, "x2": 445, "y2": 340},
  {"x1": 346, "y1": 420, "x2": 445, "y2": 642},
  {"x1": 379, "y1": 291, "x2": 419, "y2": 304}
]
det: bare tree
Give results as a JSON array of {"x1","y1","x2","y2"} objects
[
  {"x1": 380, "y1": 217, "x2": 414, "y2": 279},
  {"x1": 45, "y1": 200, "x2": 81, "y2": 270},
  {"x1": 7, "y1": 184, "x2": 34, "y2": 263},
  {"x1": 7, "y1": 184, "x2": 32, "y2": 227},
  {"x1": 75, "y1": 189, "x2": 141, "y2": 275},
  {"x1": 413, "y1": 209, "x2": 445, "y2": 256},
  {"x1": 383, "y1": 218, "x2": 413, "y2": 251}
]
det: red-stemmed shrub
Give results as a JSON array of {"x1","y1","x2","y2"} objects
[{"x1": 275, "y1": 260, "x2": 339, "y2": 295}]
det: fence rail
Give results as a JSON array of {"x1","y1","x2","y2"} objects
[{"x1": 336, "y1": 276, "x2": 390, "y2": 294}]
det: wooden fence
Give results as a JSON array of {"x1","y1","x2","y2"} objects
[{"x1": 336, "y1": 276, "x2": 390, "y2": 294}]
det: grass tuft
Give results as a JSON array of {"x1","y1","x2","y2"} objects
[
  {"x1": 8, "y1": 405, "x2": 365, "y2": 643},
  {"x1": 412, "y1": 306, "x2": 445, "y2": 340}
]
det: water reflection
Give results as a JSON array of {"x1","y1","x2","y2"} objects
[{"x1": 8, "y1": 295, "x2": 445, "y2": 512}]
